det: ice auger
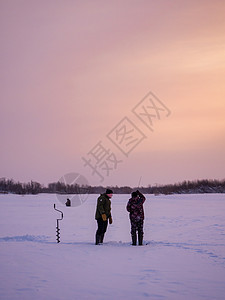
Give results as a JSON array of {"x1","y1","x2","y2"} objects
[{"x1": 54, "y1": 204, "x2": 64, "y2": 243}]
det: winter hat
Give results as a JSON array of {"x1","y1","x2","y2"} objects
[
  {"x1": 106, "y1": 188, "x2": 113, "y2": 194},
  {"x1": 132, "y1": 191, "x2": 138, "y2": 198}
]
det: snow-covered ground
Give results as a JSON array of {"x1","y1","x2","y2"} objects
[{"x1": 0, "y1": 193, "x2": 225, "y2": 300}]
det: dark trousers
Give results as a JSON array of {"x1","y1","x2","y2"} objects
[
  {"x1": 96, "y1": 218, "x2": 108, "y2": 244},
  {"x1": 130, "y1": 219, "x2": 144, "y2": 245},
  {"x1": 131, "y1": 219, "x2": 144, "y2": 237},
  {"x1": 96, "y1": 218, "x2": 108, "y2": 236}
]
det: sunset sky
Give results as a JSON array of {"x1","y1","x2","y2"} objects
[{"x1": 1, "y1": 0, "x2": 225, "y2": 187}]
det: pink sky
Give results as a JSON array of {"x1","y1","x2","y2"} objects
[{"x1": 1, "y1": 0, "x2": 225, "y2": 187}]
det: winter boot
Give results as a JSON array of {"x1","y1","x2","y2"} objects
[
  {"x1": 132, "y1": 234, "x2": 137, "y2": 246},
  {"x1": 95, "y1": 234, "x2": 101, "y2": 245},
  {"x1": 138, "y1": 234, "x2": 143, "y2": 246},
  {"x1": 100, "y1": 233, "x2": 105, "y2": 244}
]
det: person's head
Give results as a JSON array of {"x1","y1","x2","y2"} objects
[
  {"x1": 106, "y1": 189, "x2": 113, "y2": 198},
  {"x1": 131, "y1": 191, "x2": 138, "y2": 198}
]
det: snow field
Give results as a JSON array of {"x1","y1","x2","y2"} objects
[{"x1": 0, "y1": 193, "x2": 225, "y2": 300}]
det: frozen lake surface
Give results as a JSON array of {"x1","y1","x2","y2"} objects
[{"x1": 0, "y1": 193, "x2": 225, "y2": 300}]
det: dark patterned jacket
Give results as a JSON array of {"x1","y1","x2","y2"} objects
[{"x1": 126, "y1": 192, "x2": 145, "y2": 222}]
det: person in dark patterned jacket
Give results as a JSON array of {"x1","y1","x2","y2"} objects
[{"x1": 126, "y1": 190, "x2": 146, "y2": 246}]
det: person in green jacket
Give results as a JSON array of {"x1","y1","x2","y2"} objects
[{"x1": 95, "y1": 189, "x2": 113, "y2": 245}]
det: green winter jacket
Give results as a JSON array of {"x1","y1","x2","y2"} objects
[{"x1": 95, "y1": 193, "x2": 112, "y2": 220}]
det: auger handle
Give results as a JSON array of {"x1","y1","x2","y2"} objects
[{"x1": 54, "y1": 204, "x2": 64, "y2": 220}]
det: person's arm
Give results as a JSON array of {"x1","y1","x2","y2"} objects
[
  {"x1": 97, "y1": 197, "x2": 106, "y2": 215},
  {"x1": 109, "y1": 215, "x2": 113, "y2": 224},
  {"x1": 97, "y1": 197, "x2": 108, "y2": 221},
  {"x1": 126, "y1": 200, "x2": 131, "y2": 212}
]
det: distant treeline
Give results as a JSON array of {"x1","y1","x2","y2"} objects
[{"x1": 0, "y1": 178, "x2": 225, "y2": 195}]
